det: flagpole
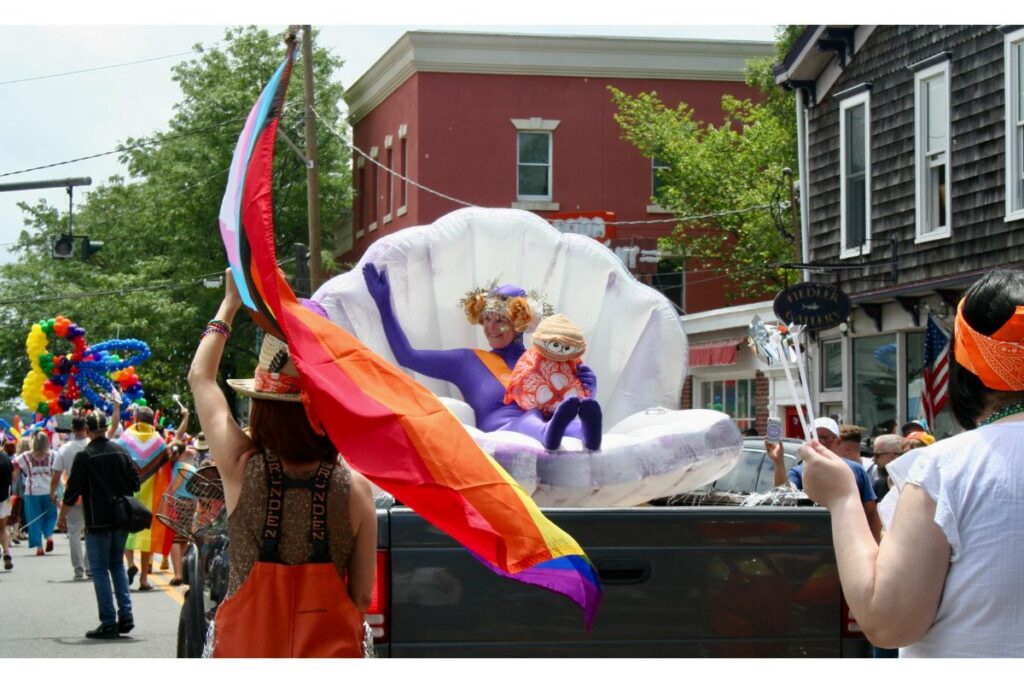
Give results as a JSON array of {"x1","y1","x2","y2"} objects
[{"x1": 301, "y1": 25, "x2": 323, "y2": 295}]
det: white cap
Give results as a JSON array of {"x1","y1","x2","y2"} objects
[{"x1": 813, "y1": 417, "x2": 840, "y2": 438}]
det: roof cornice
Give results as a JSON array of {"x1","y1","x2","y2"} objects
[
  {"x1": 774, "y1": 25, "x2": 877, "y2": 105},
  {"x1": 345, "y1": 31, "x2": 775, "y2": 123}
]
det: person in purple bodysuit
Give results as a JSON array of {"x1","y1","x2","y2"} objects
[{"x1": 362, "y1": 264, "x2": 602, "y2": 450}]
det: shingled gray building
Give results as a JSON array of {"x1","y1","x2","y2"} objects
[{"x1": 775, "y1": 25, "x2": 1024, "y2": 438}]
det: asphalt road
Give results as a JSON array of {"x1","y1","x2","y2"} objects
[{"x1": 0, "y1": 527, "x2": 186, "y2": 657}]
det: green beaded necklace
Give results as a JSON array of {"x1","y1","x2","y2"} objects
[{"x1": 980, "y1": 399, "x2": 1024, "y2": 427}]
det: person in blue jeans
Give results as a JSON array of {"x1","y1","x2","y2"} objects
[{"x1": 63, "y1": 412, "x2": 140, "y2": 639}]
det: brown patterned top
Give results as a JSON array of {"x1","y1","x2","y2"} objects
[{"x1": 225, "y1": 452, "x2": 354, "y2": 599}]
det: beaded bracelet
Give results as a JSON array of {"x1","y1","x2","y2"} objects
[
  {"x1": 200, "y1": 324, "x2": 231, "y2": 342},
  {"x1": 208, "y1": 318, "x2": 233, "y2": 334}
]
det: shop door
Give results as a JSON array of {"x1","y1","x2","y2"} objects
[{"x1": 785, "y1": 406, "x2": 808, "y2": 439}]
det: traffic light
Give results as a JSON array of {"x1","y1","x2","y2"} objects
[
  {"x1": 50, "y1": 234, "x2": 104, "y2": 260},
  {"x1": 52, "y1": 234, "x2": 75, "y2": 259},
  {"x1": 81, "y1": 237, "x2": 103, "y2": 259}
]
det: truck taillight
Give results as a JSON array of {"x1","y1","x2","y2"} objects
[
  {"x1": 841, "y1": 595, "x2": 864, "y2": 638},
  {"x1": 366, "y1": 550, "x2": 388, "y2": 642}
]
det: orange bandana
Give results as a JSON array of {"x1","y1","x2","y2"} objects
[{"x1": 954, "y1": 299, "x2": 1024, "y2": 391}]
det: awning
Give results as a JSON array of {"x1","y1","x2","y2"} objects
[{"x1": 689, "y1": 337, "x2": 745, "y2": 368}]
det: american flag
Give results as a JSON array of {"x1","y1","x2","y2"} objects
[{"x1": 922, "y1": 312, "x2": 951, "y2": 426}]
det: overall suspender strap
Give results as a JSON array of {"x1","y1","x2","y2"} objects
[
  {"x1": 260, "y1": 453, "x2": 286, "y2": 563},
  {"x1": 308, "y1": 460, "x2": 335, "y2": 564},
  {"x1": 259, "y1": 453, "x2": 335, "y2": 564}
]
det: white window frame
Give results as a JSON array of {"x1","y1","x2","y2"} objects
[
  {"x1": 914, "y1": 60, "x2": 953, "y2": 242},
  {"x1": 397, "y1": 124, "x2": 409, "y2": 217},
  {"x1": 511, "y1": 118, "x2": 559, "y2": 210},
  {"x1": 648, "y1": 157, "x2": 673, "y2": 213},
  {"x1": 367, "y1": 146, "x2": 379, "y2": 233},
  {"x1": 516, "y1": 131, "x2": 553, "y2": 201},
  {"x1": 699, "y1": 377, "x2": 757, "y2": 430},
  {"x1": 1004, "y1": 28, "x2": 1024, "y2": 222},
  {"x1": 839, "y1": 90, "x2": 872, "y2": 259},
  {"x1": 820, "y1": 338, "x2": 844, "y2": 392}
]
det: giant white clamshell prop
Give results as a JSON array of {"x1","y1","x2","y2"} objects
[{"x1": 313, "y1": 207, "x2": 742, "y2": 506}]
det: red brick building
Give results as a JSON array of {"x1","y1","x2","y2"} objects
[{"x1": 343, "y1": 30, "x2": 773, "y2": 313}]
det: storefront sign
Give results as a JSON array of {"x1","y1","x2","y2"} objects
[
  {"x1": 773, "y1": 282, "x2": 851, "y2": 332},
  {"x1": 548, "y1": 211, "x2": 617, "y2": 243}
]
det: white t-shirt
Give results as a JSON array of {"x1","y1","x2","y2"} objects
[
  {"x1": 14, "y1": 451, "x2": 56, "y2": 497},
  {"x1": 54, "y1": 436, "x2": 89, "y2": 503},
  {"x1": 885, "y1": 421, "x2": 1024, "y2": 657},
  {"x1": 54, "y1": 436, "x2": 88, "y2": 477}
]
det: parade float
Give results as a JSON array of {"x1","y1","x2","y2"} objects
[{"x1": 312, "y1": 206, "x2": 744, "y2": 507}]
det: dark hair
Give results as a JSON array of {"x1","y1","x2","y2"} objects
[
  {"x1": 71, "y1": 416, "x2": 87, "y2": 432},
  {"x1": 248, "y1": 398, "x2": 336, "y2": 465},
  {"x1": 135, "y1": 406, "x2": 155, "y2": 425},
  {"x1": 85, "y1": 412, "x2": 108, "y2": 433},
  {"x1": 950, "y1": 269, "x2": 1024, "y2": 430},
  {"x1": 900, "y1": 421, "x2": 924, "y2": 436}
]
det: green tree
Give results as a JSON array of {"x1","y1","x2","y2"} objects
[
  {"x1": 0, "y1": 26, "x2": 351, "y2": 417},
  {"x1": 610, "y1": 25, "x2": 805, "y2": 301}
]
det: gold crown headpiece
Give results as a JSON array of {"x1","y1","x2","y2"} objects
[{"x1": 459, "y1": 280, "x2": 554, "y2": 334}]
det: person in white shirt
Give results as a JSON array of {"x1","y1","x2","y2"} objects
[
  {"x1": 801, "y1": 269, "x2": 1024, "y2": 657},
  {"x1": 12, "y1": 431, "x2": 58, "y2": 555},
  {"x1": 52, "y1": 415, "x2": 90, "y2": 579}
]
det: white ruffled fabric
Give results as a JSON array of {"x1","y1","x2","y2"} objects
[{"x1": 313, "y1": 207, "x2": 741, "y2": 506}]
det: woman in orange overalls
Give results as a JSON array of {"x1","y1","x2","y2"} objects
[{"x1": 188, "y1": 274, "x2": 377, "y2": 658}]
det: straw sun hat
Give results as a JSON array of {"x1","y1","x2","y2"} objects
[{"x1": 226, "y1": 333, "x2": 303, "y2": 403}]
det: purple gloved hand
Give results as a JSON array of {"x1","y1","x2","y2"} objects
[
  {"x1": 362, "y1": 263, "x2": 391, "y2": 308},
  {"x1": 577, "y1": 364, "x2": 597, "y2": 395}
]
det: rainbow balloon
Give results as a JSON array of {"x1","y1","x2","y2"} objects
[{"x1": 218, "y1": 44, "x2": 601, "y2": 626}]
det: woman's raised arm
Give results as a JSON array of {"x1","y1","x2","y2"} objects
[{"x1": 188, "y1": 269, "x2": 254, "y2": 511}]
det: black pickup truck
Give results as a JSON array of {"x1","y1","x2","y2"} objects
[
  {"x1": 367, "y1": 504, "x2": 867, "y2": 657},
  {"x1": 180, "y1": 494, "x2": 869, "y2": 657}
]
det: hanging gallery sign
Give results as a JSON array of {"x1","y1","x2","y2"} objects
[{"x1": 773, "y1": 281, "x2": 851, "y2": 332}]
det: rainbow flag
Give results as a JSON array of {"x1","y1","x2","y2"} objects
[
  {"x1": 218, "y1": 44, "x2": 601, "y2": 626},
  {"x1": 118, "y1": 424, "x2": 173, "y2": 554}
]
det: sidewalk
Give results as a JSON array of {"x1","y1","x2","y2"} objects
[{"x1": 0, "y1": 527, "x2": 185, "y2": 657}]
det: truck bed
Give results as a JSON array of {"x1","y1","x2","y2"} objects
[{"x1": 377, "y1": 505, "x2": 867, "y2": 657}]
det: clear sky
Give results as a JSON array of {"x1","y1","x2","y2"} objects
[
  {"x1": 0, "y1": 0, "x2": 785, "y2": 265},
  {"x1": 0, "y1": 3, "x2": 1006, "y2": 266}
]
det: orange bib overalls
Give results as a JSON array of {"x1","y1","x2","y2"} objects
[{"x1": 212, "y1": 454, "x2": 364, "y2": 658}]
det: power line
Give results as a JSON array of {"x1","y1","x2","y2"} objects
[
  {"x1": 0, "y1": 45, "x2": 220, "y2": 87},
  {"x1": 0, "y1": 108, "x2": 301, "y2": 179},
  {"x1": 316, "y1": 108, "x2": 787, "y2": 228},
  {"x1": 0, "y1": 270, "x2": 226, "y2": 307},
  {"x1": 0, "y1": 257, "x2": 298, "y2": 308}
]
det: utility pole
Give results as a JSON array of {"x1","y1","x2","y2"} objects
[{"x1": 301, "y1": 25, "x2": 323, "y2": 293}]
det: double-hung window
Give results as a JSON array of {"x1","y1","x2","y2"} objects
[
  {"x1": 517, "y1": 132, "x2": 552, "y2": 200},
  {"x1": 915, "y1": 60, "x2": 952, "y2": 241},
  {"x1": 511, "y1": 117, "x2": 559, "y2": 209},
  {"x1": 1005, "y1": 28, "x2": 1024, "y2": 220},
  {"x1": 652, "y1": 157, "x2": 671, "y2": 202},
  {"x1": 839, "y1": 90, "x2": 871, "y2": 258}
]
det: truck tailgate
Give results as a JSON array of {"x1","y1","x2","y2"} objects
[{"x1": 385, "y1": 506, "x2": 847, "y2": 657}]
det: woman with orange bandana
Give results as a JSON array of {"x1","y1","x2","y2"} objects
[{"x1": 800, "y1": 270, "x2": 1024, "y2": 657}]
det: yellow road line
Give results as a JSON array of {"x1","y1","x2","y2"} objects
[{"x1": 148, "y1": 569, "x2": 186, "y2": 607}]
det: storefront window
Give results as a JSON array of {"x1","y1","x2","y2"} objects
[
  {"x1": 906, "y1": 331, "x2": 959, "y2": 439},
  {"x1": 821, "y1": 339, "x2": 843, "y2": 391},
  {"x1": 701, "y1": 378, "x2": 756, "y2": 431},
  {"x1": 852, "y1": 334, "x2": 897, "y2": 437}
]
